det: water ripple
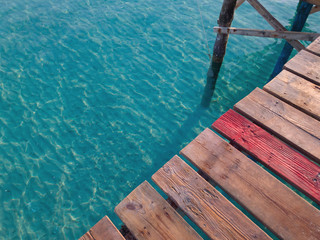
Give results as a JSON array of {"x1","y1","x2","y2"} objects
[{"x1": 0, "y1": 0, "x2": 319, "y2": 239}]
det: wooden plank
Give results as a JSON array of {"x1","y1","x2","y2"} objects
[
  {"x1": 306, "y1": 36, "x2": 320, "y2": 56},
  {"x1": 79, "y1": 232, "x2": 94, "y2": 240},
  {"x1": 303, "y1": 0, "x2": 320, "y2": 5},
  {"x1": 213, "y1": 27, "x2": 320, "y2": 41},
  {"x1": 79, "y1": 216, "x2": 125, "y2": 240},
  {"x1": 284, "y1": 50, "x2": 320, "y2": 85},
  {"x1": 234, "y1": 88, "x2": 320, "y2": 163},
  {"x1": 256, "y1": 85, "x2": 320, "y2": 140},
  {"x1": 90, "y1": 216, "x2": 125, "y2": 240},
  {"x1": 246, "y1": 0, "x2": 305, "y2": 51},
  {"x1": 212, "y1": 109, "x2": 320, "y2": 204},
  {"x1": 264, "y1": 70, "x2": 320, "y2": 121},
  {"x1": 180, "y1": 128, "x2": 320, "y2": 240},
  {"x1": 114, "y1": 181, "x2": 202, "y2": 240},
  {"x1": 310, "y1": 5, "x2": 320, "y2": 14},
  {"x1": 152, "y1": 155, "x2": 271, "y2": 240}
]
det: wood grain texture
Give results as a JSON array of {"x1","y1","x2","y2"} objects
[
  {"x1": 152, "y1": 155, "x2": 271, "y2": 240},
  {"x1": 115, "y1": 181, "x2": 202, "y2": 240},
  {"x1": 303, "y1": 0, "x2": 320, "y2": 6},
  {"x1": 284, "y1": 50, "x2": 320, "y2": 85},
  {"x1": 264, "y1": 70, "x2": 320, "y2": 121},
  {"x1": 246, "y1": 0, "x2": 304, "y2": 51},
  {"x1": 180, "y1": 128, "x2": 320, "y2": 240},
  {"x1": 306, "y1": 36, "x2": 320, "y2": 56},
  {"x1": 213, "y1": 27, "x2": 320, "y2": 41},
  {"x1": 255, "y1": 87, "x2": 320, "y2": 139},
  {"x1": 310, "y1": 5, "x2": 320, "y2": 15},
  {"x1": 79, "y1": 216, "x2": 125, "y2": 240},
  {"x1": 234, "y1": 88, "x2": 320, "y2": 163},
  {"x1": 91, "y1": 216, "x2": 125, "y2": 240},
  {"x1": 212, "y1": 109, "x2": 320, "y2": 204},
  {"x1": 79, "y1": 232, "x2": 94, "y2": 240}
]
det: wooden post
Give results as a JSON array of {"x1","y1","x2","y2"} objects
[
  {"x1": 201, "y1": 0, "x2": 237, "y2": 107},
  {"x1": 270, "y1": 1, "x2": 313, "y2": 79}
]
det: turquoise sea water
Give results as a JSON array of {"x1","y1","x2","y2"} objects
[{"x1": 0, "y1": 0, "x2": 319, "y2": 239}]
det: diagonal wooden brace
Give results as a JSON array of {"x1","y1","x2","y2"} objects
[{"x1": 246, "y1": 0, "x2": 305, "y2": 51}]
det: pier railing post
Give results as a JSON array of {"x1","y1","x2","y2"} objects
[{"x1": 201, "y1": 0, "x2": 237, "y2": 107}]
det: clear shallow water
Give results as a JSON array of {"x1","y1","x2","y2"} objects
[{"x1": 0, "y1": 0, "x2": 319, "y2": 239}]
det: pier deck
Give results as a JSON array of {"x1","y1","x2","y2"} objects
[{"x1": 80, "y1": 37, "x2": 320, "y2": 240}]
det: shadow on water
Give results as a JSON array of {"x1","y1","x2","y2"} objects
[
  {"x1": 111, "y1": 39, "x2": 297, "y2": 233},
  {"x1": 212, "y1": 39, "x2": 285, "y2": 106},
  {"x1": 134, "y1": 39, "x2": 296, "y2": 240},
  {"x1": 151, "y1": 38, "x2": 291, "y2": 167}
]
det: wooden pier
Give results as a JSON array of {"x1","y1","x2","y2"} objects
[{"x1": 80, "y1": 36, "x2": 320, "y2": 240}]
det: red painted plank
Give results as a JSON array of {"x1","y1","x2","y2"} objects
[{"x1": 212, "y1": 109, "x2": 320, "y2": 205}]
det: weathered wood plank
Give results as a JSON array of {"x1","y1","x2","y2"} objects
[
  {"x1": 303, "y1": 0, "x2": 320, "y2": 5},
  {"x1": 90, "y1": 216, "x2": 125, "y2": 240},
  {"x1": 306, "y1": 36, "x2": 320, "y2": 56},
  {"x1": 252, "y1": 87, "x2": 320, "y2": 140},
  {"x1": 79, "y1": 216, "x2": 125, "y2": 240},
  {"x1": 79, "y1": 232, "x2": 94, "y2": 240},
  {"x1": 284, "y1": 50, "x2": 320, "y2": 85},
  {"x1": 152, "y1": 155, "x2": 271, "y2": 240},
  {"x1": 213, "y1": 27, "x2": 320, "y2": 41},
  {"x1": 246, "y1": 0, "x2": 304, "y2": 51},
  {"x1": 310, "y1": 5, "x2": 320, "y2": 14},
  {"x1": 212, "y1": 109, "x2": 320, "y2": 204},
  {"x1": 115, "y1": 181, "x2": 202, "y2": 240},
  {"x1": 180, "y1": 128, "x2": 320, "y2": 240},
  {"x1": 234, "y1": 88, "x2": 320, "y2": 163},
  {"x1": 264, "y1": 70, "x2": 320, "y2": 121}
]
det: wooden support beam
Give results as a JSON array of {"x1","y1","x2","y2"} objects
[
  {"x1": 201, "y1": 0, "x2": 237, "y2": 107},
  {"x1": 214, "y1": 27, "x2": 320, "y2": 41},
  {"x1": 235, "y1": 0, "x2": 245, "y2": 10},
  {"x1": 246, "y1": 0, "x2": 305, "y2": 51},
  {"x1": 310, "y1": 5, "x2": 320, "y2": 14},
  {"x1": 270, "y1": 1, "x2": 313, "y2": 79}
]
